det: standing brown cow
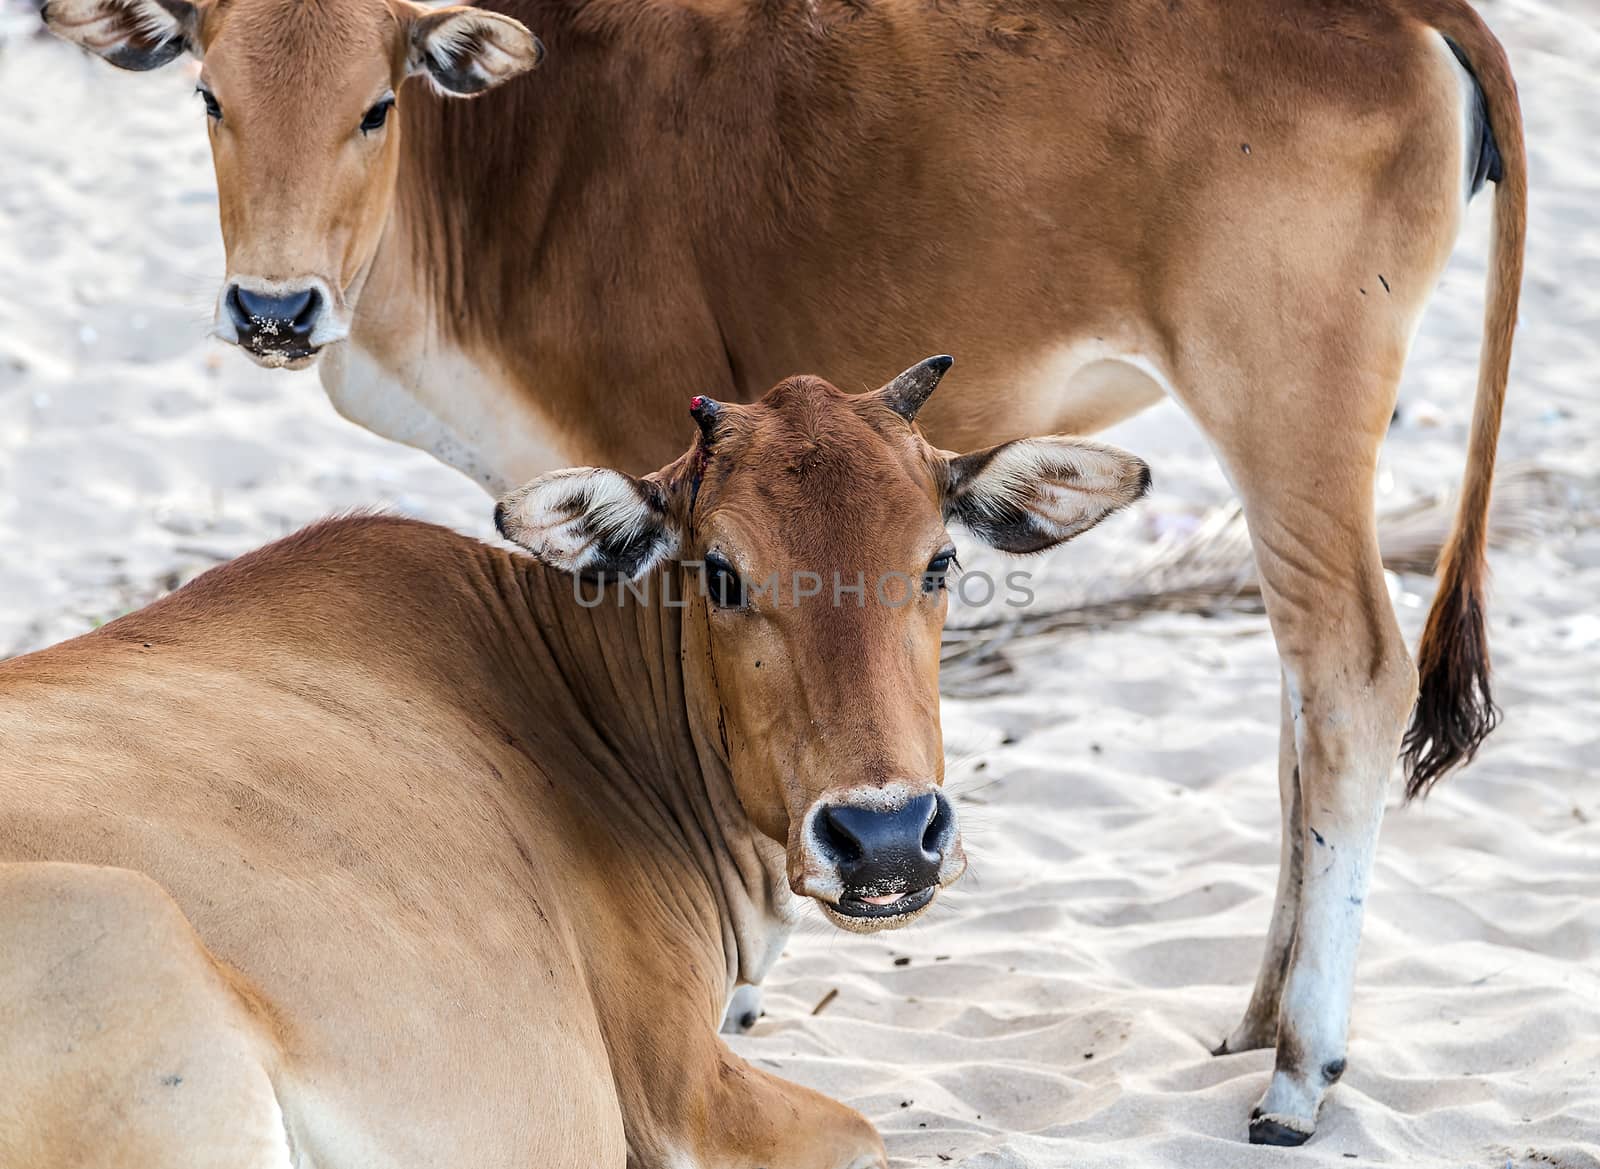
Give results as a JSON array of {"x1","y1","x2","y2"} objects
[{"x1": 43, "y1": 0, "x2": 1524, "y2": 1145}]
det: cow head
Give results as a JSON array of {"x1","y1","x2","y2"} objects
[
  {"x1": 42, "y1": 0, "x2": 541, "y2": 367},
  {"x1": 495, "y1": 358, "x2": 1151, "y2": 932}
]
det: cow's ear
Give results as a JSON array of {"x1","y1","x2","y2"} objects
[
  {"x1": 495, "y1": 467, "x2": 680, "y2": 580},
  {"x1": 43, "y1": 0, "x2": 203, "y2": 70},
  {"x1": 943, "y1": 436, "x2": 1151, "y2": 554},
  {"x1": 402, "y1": 3, "x2": 543, "y2": 96}
]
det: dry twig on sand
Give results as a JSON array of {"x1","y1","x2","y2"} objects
[{"x1": 940, "y1": 465, "x2": 1596, "y2": 693}]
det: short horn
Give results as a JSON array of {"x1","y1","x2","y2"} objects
[
  {"x1": 878, "y1": 355, "x2": 953, "y2": 422},
  {"x1": 689, "y1": 395, "x2": 723, "y2": 441}
]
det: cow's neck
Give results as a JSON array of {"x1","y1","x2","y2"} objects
[
  {"x1": 508, "y1": 559, "x2": 796, "y2": 1005},
  {"x1": 349, "y1": 0, "x2": 907, "y2": 480}
]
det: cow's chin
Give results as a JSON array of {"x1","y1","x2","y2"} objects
[{"x1": 818, "y1": 885, "x2": 938, "y2": 934}]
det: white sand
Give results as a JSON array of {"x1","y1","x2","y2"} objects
[{"x1": 2, "y1": 1, "x2": 1597, "y2": 1165}]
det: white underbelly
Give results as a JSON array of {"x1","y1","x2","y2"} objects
[{"x1": 1017, "y1": 337, "x2": 1174, "y2": 436}]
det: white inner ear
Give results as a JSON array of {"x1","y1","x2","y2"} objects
[
  {"x1": 411, "y1": 12, "x2": 534, "y2": 94},
  {"x1": 505, "y1": 468, "x2": 676, "y2": 576},
  {"x1": 127, "y1": 0, "x2": 182, "y2": 43},
  {"x1": 968, "y1": 440, "x2": 1140, "y2": 540},
  {"x1": 51, "y1": 0, "x2": 184, "y2": 54}
]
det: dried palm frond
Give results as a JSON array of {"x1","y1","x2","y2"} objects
[{"x1": 939, "y1": 465, "x2": 1592, "y2": 692}]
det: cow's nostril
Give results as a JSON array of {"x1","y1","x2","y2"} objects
[
  {"x1": 817, "y1": 805, "x2": 864, "y2": 864},
  {"x1": 289, "y1": 288, "x2": 321, "y2": 330},
  {"x1": 922, "y1": 792, "x2": 951, "y2": 855}
]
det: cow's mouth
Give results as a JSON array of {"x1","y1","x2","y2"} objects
[
  {"x1": 820, "y1": 885, "x2": 937, "y2": 931},
  {"x1": 238, "y1": 340, "x2": 321, "y2": 370}
]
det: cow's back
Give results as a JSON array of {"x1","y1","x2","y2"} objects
[{"x1": 368, "y1": 0, "x2": 1485, "y2": 480}]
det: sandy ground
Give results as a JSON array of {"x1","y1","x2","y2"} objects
[{"x1": 2, "y1": 0, "x2": 1598, "y2": 1165}]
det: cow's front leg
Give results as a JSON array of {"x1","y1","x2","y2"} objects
[
  {"x1": 626, "y1": 1036, "x2": 884, "y2": 1169},
  {"x1": 694, "y1": 1046, "x2": 885, "y2": 1169},
  {"x1": 611, "y1": 983, "x2": 883, "y2": 1169},
  {"x1": 720, "y1": 982, "x2": 765, "y2": 1034}
]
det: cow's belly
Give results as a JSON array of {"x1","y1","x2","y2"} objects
[
  {"x1": 919, "y1": 332, "x2": 1174, "y2": 454},
  {"x1": 1032, "y1": 340, "x2": 1174, "y2": 435}
]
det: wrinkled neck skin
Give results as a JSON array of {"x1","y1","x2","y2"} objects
[{"x1": 502, "y1": 556, "x2": 798, "y2": 1012}]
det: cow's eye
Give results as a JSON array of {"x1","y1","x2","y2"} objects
[
  {"x1": 360, "y1": 97, "x2": 395, "y2": 135},
  {"x1": 923, "y1": 547, "x2": 958, "y2": 593},
  {"x1": 704, "y1": 552, "x2": 747, "y2": 610},
  {"x1": 197, "y1": 87, "x2": 222, "y2": 122}
]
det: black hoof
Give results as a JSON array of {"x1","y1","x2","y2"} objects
[{"x1": 1249, "y1": 1116, "x2": 1312, "y2": 1147}]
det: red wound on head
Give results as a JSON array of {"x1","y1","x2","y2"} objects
[{"x1": 690, "y1": 396, "x2": 706, "y2": 410}]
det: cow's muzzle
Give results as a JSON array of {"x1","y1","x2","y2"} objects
[
  {"x1": 224, "y1": 283, "x2": 324, "y2": 366},
  {"x1": 798, "y1": 789, "x2": 964, "y2": 933}
]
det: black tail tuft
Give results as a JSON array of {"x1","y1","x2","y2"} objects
[{"x1": 1401, "y1": 579, "x2": 1499, "y2": 799}]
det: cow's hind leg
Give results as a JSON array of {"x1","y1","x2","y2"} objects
[
  {"x1": 1173, "y1": 343, "x2": 1419, "y2": 1144},
  {"x1": 1214, "y1": 685, "x2": 1303, "y2": 1056},
  {"x1": 1246, "y1": 466, "x2": 1414, "y2": 1146},
  {"x1": 0, "y1": 864, "x2": 292, "y2": 1169}
]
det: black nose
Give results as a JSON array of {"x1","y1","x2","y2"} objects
[
  {"x1": 814, "y1": 791, "x2": 953, "y2": 896},
  {"x1": 226, "y1": 285, "x2": 322, "y2": 353}
]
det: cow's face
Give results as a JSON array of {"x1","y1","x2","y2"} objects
[
  {"x1": 42, "y1": 0, "x2": 541, "y2": 368},
  {"x1": 496, "y1": 358, "x2": 1151, "y2": 932}
]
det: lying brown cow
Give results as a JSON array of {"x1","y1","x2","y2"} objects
[
  {"x1": 0, "y1": 362, "x2": 1149, "y2": 1168},
  {"x1": 41, "y1": 0, "x2": 1525, "y2": 1143}
]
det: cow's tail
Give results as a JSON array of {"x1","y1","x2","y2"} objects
[{"x1": 1401, "y1": 7, "x2": 1527, "y2": 799}]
